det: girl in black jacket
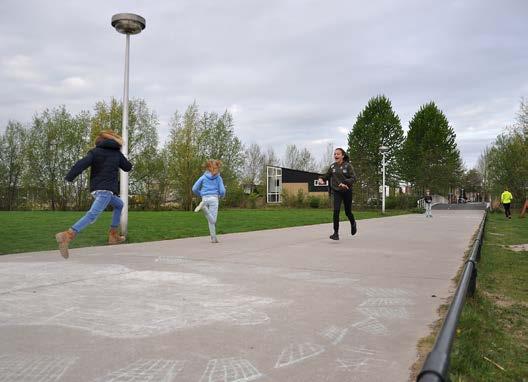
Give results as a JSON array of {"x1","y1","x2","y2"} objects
[
  {"x1": 318, "y1": 148, "x2": 357, "y2": 240},
  {"x1": 55, "y1": 130, "x2": 132, "y2": 258}
]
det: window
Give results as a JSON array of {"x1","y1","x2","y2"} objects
[{"x1": 267, "y1": 166, "x2": 282, "y2": 203}]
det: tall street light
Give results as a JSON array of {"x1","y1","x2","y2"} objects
[
  {"x1": 380, "y1": 145, "x2": 388, "y2": 214},
  {"x1": 111, "y1": 13, "x2": 145, "y2": 235}
]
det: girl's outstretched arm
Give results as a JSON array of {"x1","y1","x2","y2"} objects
[{"x1": 65, "y1": 152, "x2": 94, "y2": 182}]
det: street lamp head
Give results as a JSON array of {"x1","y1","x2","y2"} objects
[
  {"x1": 111, "y1": 13, "x2": 146, "y2": 35},
  {"x1": 379, "y1": 145, "x2": 389, "y2": 153}
]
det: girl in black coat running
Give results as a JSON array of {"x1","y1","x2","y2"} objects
[
  {"x1": 55, "y1": 130, "x2": 132, "y2": 259},
  {"x1": 318, "y1": 148, "x2": 357, "y2": 240}
]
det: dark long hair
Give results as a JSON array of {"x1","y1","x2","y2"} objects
[{"x1": 335, "y1": 147, "x2": 350, "y2": 162}]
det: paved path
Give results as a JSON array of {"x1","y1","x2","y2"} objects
[{"x1": 0, "y1": 210, "x2": 484, "y2": 382}]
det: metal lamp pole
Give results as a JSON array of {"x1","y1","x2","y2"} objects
[
  {"x1": 111, "y1": 13, "x2": 145, "y2": 235},
  {"x1": 380, "y1": 145, "x2": 388, "y2": 214}
]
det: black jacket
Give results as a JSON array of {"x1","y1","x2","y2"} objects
[
  {"x1": 424, "y1": 195, "x2": 433, "y2": 204},
  {"x1": 321, "y1": 161, "x2": 356, "y2": 193},
  {"x1": 65, "y1": 139, "x2": 132, "y2": 194}
]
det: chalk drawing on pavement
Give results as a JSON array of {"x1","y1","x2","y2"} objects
[
  {"x1": 0, "y1": 263, "x2": 278, "y2": 338},
  {"x1": 94, "y1": 359, "x2": 185, "y2": 382},
  {"x1": 199, "y1": 358, "x2": 262, "y2": 382},
  {"x1": 0, "y1": 354, "x2": 77, "y2": 382},
  {"x1": 320, "y1": 326, "x2": 349, "y2": 345},
  {"x1": 350, "y1": 317, "x2": 389, "y2": 336},
  {"x1": 274, "y1": 343, "x2": 325, "y2": 368}
]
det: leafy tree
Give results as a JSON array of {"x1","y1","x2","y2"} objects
[
  {"x1": 486, "y1": 132, "x2": 527, "y2": 199},
  {"x1": 476, "y1": 100, "x2": 528, "y2": 202},
  {"x1": 166, "y1": 104, "x2": 203, "y2": 211},
  {"x1": 461, "y1": 168, "x2": 483, "y2": 200},
  {"x1": 476, "y1": 147, "x2": 492, "y2": 202},
  {"x1": 25, "y1": 106, "x2": 90, "y2": 210},
  {"x1": 91, "y1": 98, "x2": 160, "y2": 206},
  {"x1": 348, "y1": 95, "x2": 404, "y2": 204},
  {"x1": 401, "y1": 102, "x2": 463, "y2": 194},
  {"x1": 0, "y1": 121, "x2": 27, "y2": 210},
  {"x1": 198, "y1": 110, "x2": 243, "y2": 187}
]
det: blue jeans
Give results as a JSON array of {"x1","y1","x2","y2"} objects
[
  {"x1": 201, "y1": 195, "x2": 219, "y2": 238},
  {"x1": 72, "y1": 191, "x2": 124, "y2": 233}
]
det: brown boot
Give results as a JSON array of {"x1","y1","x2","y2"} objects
[
  {"x1": 108, "y1": 228, "x2": 126, "y2": 245},
  {"x1": 55, "y1": 229, "x2": 76, "y2": 259}
]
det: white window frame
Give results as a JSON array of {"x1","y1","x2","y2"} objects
[{"x1": 266, "y1": 166, "x2": 282, "y2": 203}]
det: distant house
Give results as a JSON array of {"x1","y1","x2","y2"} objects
[{"x1": 266, "y1": 165, "x2": 329, "y2": 203}]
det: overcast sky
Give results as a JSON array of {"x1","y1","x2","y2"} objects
[{"x1": 1, "y1": 1, "x2": 526, "y2": 168}]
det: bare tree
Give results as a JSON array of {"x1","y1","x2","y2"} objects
[
  {"x1": 242, "y1": 143, "x2": 265, "y2": 185},
  {"x1": 283, "y1": 144, "x2": 317, "y2": 172}
]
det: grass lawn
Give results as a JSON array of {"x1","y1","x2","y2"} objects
[
  {"x1": 449, "y1": 211, "x2": 528, "y2": 381},
  {"x1": 0, "y1": 208, "x2": 409, "y2": 254}
]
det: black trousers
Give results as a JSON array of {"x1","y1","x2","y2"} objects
[
  {"x1": 332, "y1": 190, "x2": 355, "y2": 233},
  {"x1": 503, "y1": 203, "x2": 511, "y2": 217}
]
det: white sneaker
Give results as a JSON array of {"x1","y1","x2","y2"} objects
[{"x1": 194, "y1": 201, "x2": 204, "y2": 212}]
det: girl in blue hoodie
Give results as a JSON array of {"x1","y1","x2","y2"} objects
[{"x1": 192, "y1": 159, "x2": 226, "y2": 243}]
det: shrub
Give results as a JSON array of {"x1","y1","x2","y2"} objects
[
  {"x1": 295, "y1": 189, "x2": 306, "y2": 208},
  {"x1": 384, "y1": 195, "x2": 420, "y2": 210},
  {"x1": 308, "y1": 196, "x2": 321, "y2": 208}
]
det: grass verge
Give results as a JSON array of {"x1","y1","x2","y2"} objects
[
  {"x1": 0, "y1": 208, "x2": 409, "y2": 254},
  {"x1": 412, "y1": 211, "x2": 527, "y2": 381}
]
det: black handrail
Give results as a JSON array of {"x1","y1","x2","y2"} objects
[{"x1": 417, "y1": 211, "x2": 487, "y2": 382}]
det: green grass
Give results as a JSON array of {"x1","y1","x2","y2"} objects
[
  {"x1": 449, "y1": 211, "x2": 528, "y2": 381},
  {"x1": 0, "y1": 208, "x2": 409, "y2": 254}
]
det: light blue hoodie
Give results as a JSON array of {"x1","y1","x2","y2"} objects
[{"x1": 192, "y1": 171, "x2": 226, "y2": 197}]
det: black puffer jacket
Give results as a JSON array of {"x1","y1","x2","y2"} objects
[{"x1": 65, "y1": 139, "x2": 132, "y2": 194}]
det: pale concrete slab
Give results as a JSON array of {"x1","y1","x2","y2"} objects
[{"x1": 0, "y1": 210, "x2": 484, "y2": 382}]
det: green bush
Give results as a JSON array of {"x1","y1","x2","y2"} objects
[
  {"x1": 385, "y1": 195, "x2": 420, "y2": 210},
  {"x1": 223, "y1": 185, "x2": 245, "y2": 207},
  {"x1": 308, "y1": 196, "x2": 321, "y2": 208},
  {"x1": 295, "y1": 189, "x2": 306, "y2": 208},
  {"x1": 247, "y1": 193, "x2": 258, "y2": 209}
]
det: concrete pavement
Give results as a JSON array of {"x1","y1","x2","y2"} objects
[{"x1": 0, "y1": 210, "x2": 484, "y2": 381}]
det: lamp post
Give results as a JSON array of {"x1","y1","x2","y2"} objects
[
  {"x1": 111, "y1": 13, "x2": 145, "y2": 235},
  {"x1": 380, "y1": 145, "x2": 388, "y2": 214}
]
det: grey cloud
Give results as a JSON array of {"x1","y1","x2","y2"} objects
[{"x1": 1, "y1": 0, "x2": 527, "y2": 168}]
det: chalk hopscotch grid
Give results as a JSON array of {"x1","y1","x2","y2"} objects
[
  {"x1": 94, "y1": 359, "x2": 185, "y2": 382},
  {"x1": 274, "y1": 343, "x2": 325, "y2": 368},
  {"x1": 354, "y1": 287, "x2": 413, "y2": 298},
  {"x1": 155, "y1": 257, "x2": 189, "y2": 265},
  {"x1": 0, "y1": 354, "x2": 77, "y2": 382},
  {"x1": 199, "y1": 358, "x2": 262, "y2": 382},
  {"x1": 336, "y1": 346, "x2": 387, "y2": 373},
  {"x1": 355, "y1": 288, "x2": 415, "y2": 320},
  {"x1": 359, "y1": 298, "x2": 414, "y2": 307},
  {"x1": 357, "y1": 306, "x2": 409, "y2": 319},
  {"x1": 320, "y1": 326, "x2": 349, "y2": 345},
  {"x1": 350, "y1": 317, "x2": 389, "y2": 336}
]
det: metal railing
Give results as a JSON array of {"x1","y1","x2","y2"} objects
[{"x1": 417, "y1": 211, "x2": 487, "y2": 382}]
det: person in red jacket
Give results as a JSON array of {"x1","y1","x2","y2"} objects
[{"x1": 55, "y1": 130, "x2": 132, "y2": 259}]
